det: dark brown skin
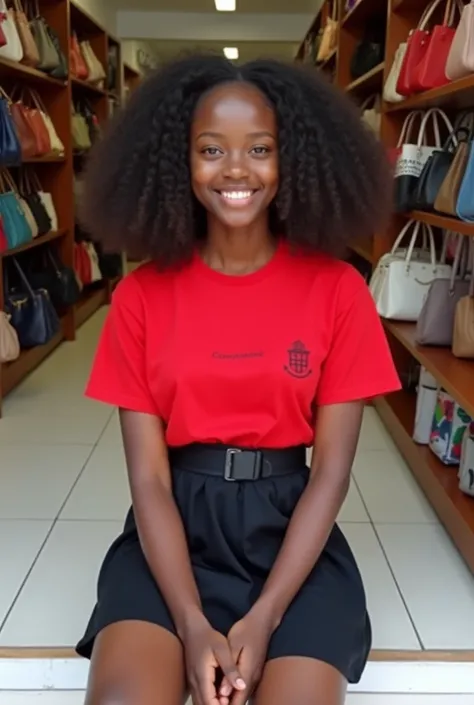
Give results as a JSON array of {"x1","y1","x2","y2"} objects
[{"x1": 86, "y1": 82, "x2": 364, "y2": 705}]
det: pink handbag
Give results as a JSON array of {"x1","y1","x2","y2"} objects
[{"x1": 446, "y1": 0, "x2": 474, "y2": 80}]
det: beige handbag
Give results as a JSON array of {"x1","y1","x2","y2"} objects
[
  {"x1": 317, "y1": 2, "x2": 338, "y2": 62},
  {"x1": 81, "y1": 41, "x2": 106, "y2": 87},
  {"x1": 446, "y1": 0, "x2": 474, "y2": 80},
  {"x1": 0, "y1": 0, "x2": 24, "y2": 62},
  {"x1": 71, "y1": 103, "x2": 92, "y2": 151},
  {"x1": 360, "y1": 94, "x2": 381, "y2": 136},
  {"x1": 0, "y1": 311, "x2": 20, "y2": 363},
  {"x1": 30, "y1": 90, "x2": 65, "y2": 156},
  {"x1": 452, "y1": 241, "x2": 474, "y2": 359},
  {"x1": 383, "y1": 42, "x2": 407, "y2": 103},
  {"x1": 12, "y1": 0, "x2": 39, "y2": 67}
]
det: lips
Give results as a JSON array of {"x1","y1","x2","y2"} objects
[{"x1": 214, "y1": 189, "x2": 259, "y2": 206}]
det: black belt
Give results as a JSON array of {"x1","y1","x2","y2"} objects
[{"x1": 169, "y1": 444, "x2": 306, "y2": 482}]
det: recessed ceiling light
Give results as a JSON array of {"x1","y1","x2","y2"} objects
[
  {"x1": 215, "y1": 0, "x2": 236, "y2": 10},
  {"x1": 223, "y1": 47, "x2": 239, "y2": 60}
]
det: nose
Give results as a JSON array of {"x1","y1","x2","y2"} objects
[{"x1": 223, "y1": 150, "x2": 249, "y2": 180}]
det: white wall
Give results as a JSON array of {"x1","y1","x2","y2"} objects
[{"x1": 72, "y1": 0, "x2": 117, "y2": 34}]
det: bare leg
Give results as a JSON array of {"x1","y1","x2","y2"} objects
[
  {"x1": 85, "y1": 620, "x2": 187, "y2": 705},
  {"x1": 253, "y1": 656, "x2": 347, "y2": 705}
]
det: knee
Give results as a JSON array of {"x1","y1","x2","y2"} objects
[{"x1": 84, "y1": 688, "x2": 130, "y2": 705}]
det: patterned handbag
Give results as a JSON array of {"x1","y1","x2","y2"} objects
[{"x1": 429, "y1": 389, "x2": 472, "y2": 465}]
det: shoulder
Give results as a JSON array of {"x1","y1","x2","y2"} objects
[
  {"x1": 112, "y1": 260, "x2": 183, "y2": 310},
  {"x1": 284, "y1": 245, "x2": 367, "y2": 298}
]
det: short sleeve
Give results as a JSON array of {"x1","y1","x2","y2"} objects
[
  {"x1": 316, "y1": 267, "x2": 401, "y2": 405},
  {"x1": 85, "y1": 275, "x2": 158, "y2": 415}
]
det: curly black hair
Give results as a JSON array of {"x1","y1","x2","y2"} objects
[{"x1": 80, "y1": 54, "x2": 391, "y2": 265}]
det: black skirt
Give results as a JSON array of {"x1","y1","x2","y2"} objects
[{"x1": 76, "y1": 449, "x2": 371, "y2": 683}]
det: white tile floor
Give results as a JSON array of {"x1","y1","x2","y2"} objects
[{"x1": 1, "y1": 308, "x2": 474, "y2": 655}]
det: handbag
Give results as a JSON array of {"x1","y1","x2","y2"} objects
[
  {"x1": 0, "y1": 0, "x2": 23, "y2": 62},
  {"x1": 459, "y1": 430, "x2": 474, "y2": 497},
  {"x1": 18, "y1": 167, "x2": 52, "y2": 235},
  {"x1": 70, "y1": 33, "x2": 89, "y2": 80},
  {"x1": 74, "y1": 241, "x2": 92, "y2": 287},
  {"x1": 84, "y1": 241, "x2": 102, "y2": 282},
  {"x1": 29, "y1": 249, "x2": 80, "y2": 309},
  {"x1": 429, "y1": 389, "x2": 472, "y2": 465},
  {"x1": 0, "y1": 213, "x2": 7, "y2": 251},
  {"x1": 394, "y1": 108, "x2": 454, "y2": 212},
  {"x1": 29, "y1": 89, "x2": 64, "y2": 156},
  {"x1": 413, "y1": 366, "x2": 439, "y2": 444},
  {"x1": 4, "y1": 257, "x2": 60, "y2": 348},
  {"x1": 388, "y1": 111, "x2": 423, "y2": 166},
  {"x1": 350, "y1": 22, "x2": 385, "y2": 80},
  {"x1": 46, "y1": 25, "x2": 68, "y2": 79},
  {"x1": 369, "y1": 219, "x2": 452, "y2": 321},
  {"x1": 435, "y1": 116, "x2": 474, "y2": 215},
  {"x1": 77, "y1": 98, "x2": 101, "y2": 144},
  {"x1": 455, "y1": 139, "x2": 474, "y2": 222},
  {"x1": 416, "y1": 233, "x2": 471, "y2": 345},
  {"x1": 24, "y1": 168, "x2": 57, "y2": 230},
  {"x1": 0, "y1": 169, "x2": 32, "y2": 249},
  {"x1": 411, "y1": 0, "x2": 463, "y2": 93},
  {"x1": 383, "y1": 42, "x2": 407, "y2": 103},
  {"x1": 28, "y1": 0, "x2": 60, "y2": 72},
  {"x1": 360, "y1": 94, "x2": 381, "y2": 136},
  {"x1": 0, "y1": 310, "x2": 20, "y2": 362},
  {"x1": 412, "y1": 126, "x2": 466, "y2": 211},
  {"x1": 81, "y1": 40, "x2": 106, "y2": 87},
  {"x1": 452, "y1": 242, "x2": 474, "y2": 358},
  {"x1": 12, "y1": 0, "x2": 39, "y2": 67},
  {"x1": 12, "y1": 86, "x2": 51, "y2": 156},
  {"x1": 9, "y1": 89, "x2": 38, "y2": 160},
  {"x1": 71, "y1": 102, "x2": 92, "y2": 152},
  {"x1": 317, "y1": 2, "x2": 338, "y2": 62},
  {"x1": 446, "y1": 0, "x2": 474, "y2": 80},
  {"x1": 396, "y1": 0, "x2": 453, "y2": 96},
  {"x1": 0, "y1": 87, "x2": 23, "y2": 165}
]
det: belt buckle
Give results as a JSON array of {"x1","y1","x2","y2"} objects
[{"x1": 224, "y1": 448, "x2": 263, "y2": 481}]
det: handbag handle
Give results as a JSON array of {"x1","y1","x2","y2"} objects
[
  {"x1": 0, "y1": 86, "x2": 12, "y2": 104},
  {"x1": 447, "y1": 234, "x2": 468, "y2": 291},
  {"x1": 397, "y1": 111, "x2": 423, "y2": 148},
  {"x1": 11, "y1": 257, "x2": 36, "y2": 300},
  {"x1": 417, "y1": 0, "x2": 447, "y2": 30},
  {"x1": 417, "y1": 108, "x2": 455, "y2": 148},
  {"x1": 1, "y1": 169, "x2": 19, "y2": 195},
  {"x1": 391, "y1": 220, "x2": 436, "y2": 265}
]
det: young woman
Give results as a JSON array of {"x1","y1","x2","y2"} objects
[{"x1": 77, "y1": 55, "x2": 400, "y2": 705}]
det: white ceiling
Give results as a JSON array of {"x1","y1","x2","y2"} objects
[{"x1": 113, "y1": 0, "x2": 320, "y2": 12}]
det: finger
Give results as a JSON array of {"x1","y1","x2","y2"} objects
[
  {"x1": 196, "y1": 661, "x2": 219, "y2": 705},
  {"x1": 219, "y1": 677, "x2": 233, "y2": 698},
  {"x1": 214, "y1": 645, "x2": 246, "y2": 692}
]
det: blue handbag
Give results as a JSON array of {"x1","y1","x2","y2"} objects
[
  {"x1": 0, "y1": 96, "x2": 22, "y2": 167},
  {"x1": 0, "y1": 171, "x2": 32, "y2": 250},
  {"x1": 456, "y1": 140, "x2": 474, "y2": 222}
]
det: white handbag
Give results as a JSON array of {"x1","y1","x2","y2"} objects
[
  {"x1": 369, "y1": 220, "x2": 452, "y2": 321},
  {"x1": 446, "y1": 0, "x2": 474, "y2": 81},
  {"x1": 459, "y1": 431, "x2": 474, "y2": 497},
  {"x1": 0, "y1": 0, "x2": 24, "y2": 62},
  {"x1": 383, "y1": 42, "x2": 407, "y2": 103},
  {"x1": 413, "y1": 367, "x2": 439, "y2": 445},
  {"x1": 360, "y1": 94, "x2": 381, "y2": 136}
]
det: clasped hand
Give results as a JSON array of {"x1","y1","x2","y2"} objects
[{"x1": 183, "y1": 611, "x2": 273, "y2": 705}]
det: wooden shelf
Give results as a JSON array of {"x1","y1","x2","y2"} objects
[
  {"x1": 1, "y1": 230, "x2": 67, "y2": 259},
  {"x1": 384, "y1": 321, "x2": 474, "y2": 418},
  {"x1": 318, "y1": 47, "x2": 337, "y2": 70},
  {"x1": 350, "y1": 237, "x2": 374, "y2": 263},
  {"x1": 0, "y1": 57, "x2": 66, "y2": 88},
  {"x1": 408, "y1": 211, "x2": 474, "y2": 237},
  {"x1": 23, "y1": 155, "x2": 66, "y2": 164},
  {"x1": 346, "y1": 62, "x2": 385, "y2": 94},
  {"x1": 375, "y1": 391, "x2": 474, "y2": 573},
  {"x1": 342, "y1": 0, "x2": 387, "y2": 28},
  {"x1": 1, "y1": 329, "x2": 64, "y2": 396},
  {"x1": 384, "y1": 75, "x2": 474, "y2": 112},
  {"x1": 75, "y1": 284, "x2": 108, "y2": 329},
  {"x1": 72, "y1": 77, "x2": 106, "y2": 98}
]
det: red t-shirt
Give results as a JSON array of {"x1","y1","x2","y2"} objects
[{"x1": 86, "y1": 242, "x2": 400, "y2": 448}]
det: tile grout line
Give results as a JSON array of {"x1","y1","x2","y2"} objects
[
  {"x1": 351, "y1": 471, "x2": 425, "y2": 651},
  {"x1": 0, "y1": 408, "x2": 115, "y2": 637}
]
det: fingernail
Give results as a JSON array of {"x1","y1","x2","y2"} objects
[
  {"x1": 236, "y1": 678, "x2": 246, "y2": 689},
  {"x1": 221, "y1": 684, "x2": 231, "y2": 696}
]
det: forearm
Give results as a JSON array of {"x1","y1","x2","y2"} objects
[
  {"x1": 252, "y1": 468, "x2": 350, "y2": 629},
  {"x1": 132, "y1": 475, "x2": 204, "y2": 637}
]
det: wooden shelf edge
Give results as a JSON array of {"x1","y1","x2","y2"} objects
[
  {"x1": 408, "y1": 211, "x2": 474, "y2": 237},
  {"x1": 1, "y1": 330, "x2": 64, "y2": 396},
  {"x1": 71, "y1": 77, "x2": 106, "y2": 97},
  {"x1": 375, "y1": 395, "x2": 474, "y2": 574},
  {"x1": 384, "y1": 74, "x2": 474, "y2": 112},
  {"x1": 1, "y1": 230, "x2": 67, "y2": 259},
  {"x1": 345, "y1": 62, "x2": 385, "y2": 92},
  {"x1": 350, "y1": 239, "x2": 374, "y2": 263},
  {"x1": 75, "y1": 285, "x2": 108, "y2": 329},
  {"x1": 384, "y1": 321, "x2": 474, "y2": 418},
  {"x1": 0, "y1": 56, "x2": 67, "y2": 88}
]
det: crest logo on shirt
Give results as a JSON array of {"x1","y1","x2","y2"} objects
[{"x1": 284, "y1": 341, "x2": 312, "y2": 379}]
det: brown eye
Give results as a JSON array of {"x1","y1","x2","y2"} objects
[
  {"x1": 251, "y1": 146, "x2": 270, "y2": 155},
  {"x1": 202, "y1": 147, "x2": 222, "y2": 156}
]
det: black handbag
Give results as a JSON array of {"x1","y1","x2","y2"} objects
[
  {"x1": 350, "y1": 23, "x2": 385, "y2": 80},
  {"x1": 0, "y1": 93, "x2": 22, "y2": 167},
  {"x1": 29, "y1": 249, "x2": 80, "y2": 309},
  {"x1": 4, "y1": 258, "x2": 60, "y2": 348},
  {"x1": 19, "y1": 168, "x2": 52, "y2": 236},
  {"x1": 412, "y1": 127, "x2": 469, "y2": 212}
]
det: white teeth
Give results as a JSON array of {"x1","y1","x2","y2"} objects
[{"x1": 220, "y1": 191, "x2": 253, "y2": 200}]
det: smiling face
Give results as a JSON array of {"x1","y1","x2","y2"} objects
[{"x1": 190, "y1": 81, "x2": 279, "y2": 231}]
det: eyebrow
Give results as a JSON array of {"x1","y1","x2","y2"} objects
[{"x1": 196, "y1": 131, "x2": 276, "y2": 139}]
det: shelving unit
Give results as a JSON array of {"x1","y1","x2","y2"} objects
[
  {"x1": 296, "y1": 0, "x2": 474, "y2": 574},
  {"x1": 0, "y1": 1, "x2": 138, "y2": 416}
]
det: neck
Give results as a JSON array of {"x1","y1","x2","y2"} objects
[{"x1": 202, "y1": 218, "x2": 276, "y2": 276}]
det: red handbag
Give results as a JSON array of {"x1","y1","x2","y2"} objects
[
  {"x1": 0, "y1": 215, "x2": 7, "y2": 253},
  {"x1": 0, "y1": 9, "x2": 7, "y2": 47},
  {"x1": 396, "y1": 0, "x2": 449, "y2": 97},
  {"x1": 74, "y1": 242, "x2": 92, "y2": 287},
  {"x1": 70, "y1": 33, "x2": 89, "y2": 81}
]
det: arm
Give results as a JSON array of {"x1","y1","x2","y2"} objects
[{"x1": 250, "y1": 401, "x2": 363, "y2": 629}]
